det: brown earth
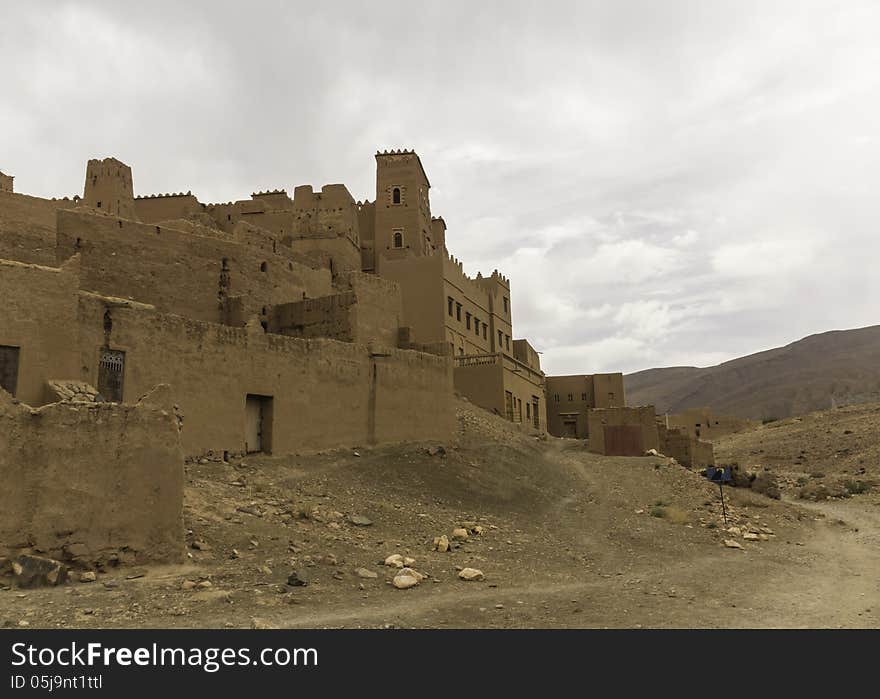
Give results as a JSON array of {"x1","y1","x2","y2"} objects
[
  {"x1": 2, "y1": 399, "x2": 878, "y2": 629},
  {"x1": 625, "y1": 325, "x2": 880, "y2": 420}
]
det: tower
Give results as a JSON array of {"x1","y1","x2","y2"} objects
[
  {"x1": 83, "y1": 157, "x2": 137, "y2": 219},
  {"x1": 374, "y1": 150, "x2": 436, "y2": 271}
]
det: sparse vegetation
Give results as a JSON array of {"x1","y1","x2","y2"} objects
[{"x1": 650, "y1": 505, "x2": 690, "y2": 524}]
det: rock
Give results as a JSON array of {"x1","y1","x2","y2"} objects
[
  {"x1": 743, "y1": 532, "x2": 760, "y2": 541},
  {"x1": 251, "y1": 618, "x2": 279, "y2": 630},
  {"x1": 645, "y1": 449, "x2": 660, "y2": 456},
  {"x1": 392, "y1": 567, "x2": 425, "y2": 589},
  {"x1": 433, "y1": 535, "x2": 450, "y2": 552},
  {"x1": 723, "y1": 539, "x2": 744, "y2": 550},
  {"x1": 355, "y1": 567, "x2": 378, "y2": 579},
  {"x1": 458, "y1": 568, "x2": 485, "y2": 581},
  {"x1": 384, "y1": 554, "x2": 404, "y2": 568},
  {"x1": 78, "y1": 571, "x2": 97, "y2": 583},
  {"x1": 427, "y1": 445, "x2": 446, "y2": 457},
  {"x1": 348, "y1": 514, "x2": 373, "y2": 527},
  {"x1": 322, "y1": 554, "x2": 338, "y2": 566},
  {"x1": 191, "y1": 540, "x2": 211, "y2": 551},
  {"x1": 403, "y1": 556, "x2": 416, "y2": 566},
  {"x1": 197, "y1": 580, "x2": 213, "y2": 589},
  {"x1": 11, "y1": 555, "x2": 68, "y2": 588},
  {"x1": 259, "y1": 565, "x2": 272, "y2": 575},
  {"x1": 181, "y1": 579, "x2": 197, "y2": 590},
  {"x1": 460, "y1": 521, "x2": 478, "y2": 531},
  {"x1": 287, "y1": 571, "x2": 307, "y2": 587},
  {"x1": 473, "y1": 525, "x2": 484, "y2": 535},
  {"x1": 451, "y1": 528, "x2": 469, "y2": 540},
  {"x1": 726, "y1": 526, "x2": 742, "y2": 536}
]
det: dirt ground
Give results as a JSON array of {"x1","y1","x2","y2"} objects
[{"x1": 2, "y1": 400, "x2": 878, "y2": 629}]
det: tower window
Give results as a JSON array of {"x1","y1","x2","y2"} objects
[
  {"x1": 466, "y1": 312, "x2": 471, "y2": 330},
  {"x1": 260, "y1": 261, "x2": 267, "y2": 272},
  {"x1": 456, "y1": 303, "x2": 462, "y2": 321},
  {"x1": 392, "y1": 229, "x2": 404, "y2": 248},
  {"x1": 448, "y1": 297, "x2": 454, "y2": 316},
  {"x1": 503, "y1": 296, "x2": 509, "y2": 314},
  {"x1": 498, "y1": 330, "x2": 503, "y2": 348},
  {"x1": 392, "y1": 187, "x2": 401, "y2": 204}
]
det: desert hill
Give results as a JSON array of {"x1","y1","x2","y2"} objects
[{"x1": 625, "y1": 325, "x2": 880, "y2": 420}]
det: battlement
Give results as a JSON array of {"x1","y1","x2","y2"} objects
[{"x1": 135, "y1": 191, "x2": 195, "y2": 200}]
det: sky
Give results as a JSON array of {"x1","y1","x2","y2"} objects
[{"x1": 1, "y1": 1, "x2": 878, "y2": 375}]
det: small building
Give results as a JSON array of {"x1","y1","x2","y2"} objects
[
  {"x1": 664, "y1": 407, "x2": 757, "y2": 441},
  {"x1": 545, "y1": 373, "x2": 625, "y2": 438}
]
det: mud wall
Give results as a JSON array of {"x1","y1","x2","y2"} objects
[{"x1": 0, "y1": 387, "x2": 184, "y2": 566}]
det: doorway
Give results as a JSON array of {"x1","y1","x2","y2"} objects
[
  {"x1": 245, "y1": 394, "x2": 273, "y2": 454},
  {"x1": 0, "y1": 345, "x2": 20, "y2": 396}
]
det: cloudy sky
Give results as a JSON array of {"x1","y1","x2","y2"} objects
[{"x1": 2, "y1": 1, "x2": 878, "y2": 374}]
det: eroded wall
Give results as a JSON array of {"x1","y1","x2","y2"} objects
[
  {"x1": 587, "y1": 406, "x2": 659, "y2": 455},
  {"x1": 0, "y1": 387, "x2": 184, "y2": 566},
  {"x1": 56, "y1": 209, "x2": 331, "y2": 324}
]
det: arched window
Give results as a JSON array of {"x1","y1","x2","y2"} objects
[
  {"x1": 393, "y1": 230, "x2": 403, "y2": 248},
  {"x1": 392, "y1": 187, "x2": 401, "y2": 204}
]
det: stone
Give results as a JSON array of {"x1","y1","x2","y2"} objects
[
  {"x1": 433, "y1": 535, "x2": 450, "y2": 552},
  {"x1": 473, "y1": 525, "x2": 484, "y2": 535},
  {"x1": 726, "y1": 526, "x2": 742, "y2": 536},
  {"x1": 458, "y1": 568, "x2": 485, "y2": 581},
  {"x1": 427, "y1": 445, "x2": 446, "y2": 457},
  {"x1": 723, "y1": 539, "x2": 744, "y2": 550},
  {"x1": 355, "y1": 567, "x2": 378, "y2": 579},
  {"x1": 451, "y1": 528, "x2": 469, "y2": 540},
  {"x1": 78, "y1": 571, "x2": 97, "y2": 583},
  {"x1": 645, "y1": 449, "x2": 660, "y2": 456},
  {"x1": 197, "y1": 580, "x2": 212, "y2": 589},
  {"x1": 287, "y1": 571, "x2": 307, "y2": 587},
  {"x1": 191, "y1": 540, "x2": 211, "y2": 551},
  {"x1": 461, "y1": 521, "x2": 478, "y2": 531},
  {"x1": 322, "y1": 554, "x2": 338, "y2": 566},
  {"x1": 181, "y1": 579, "x2": 197, "y2": 590},
  {"x1": 11, "y1": 555, "x2": 68, "y2": 588},
  {"x1": 403, "y1": 557, "x2": 416, "y2": 566},
  {"x1": 393, "y1": 573, "x2": 420, "y2": 589},
  {"x1": 348, "y1": 514, "x2": 373, "y2": 526},
  {"x1": 392, "y1": 567, "x2": 425, "y2": 589},
  {"x1": 384, "y1": 554, "x2": 404, "y2": 568},
  {"x1": 752, "y1": 471, "x2": 781, "y2": 500},
  {"x1": 743, "y1": 532, "x2": 760, "y2": 541}
]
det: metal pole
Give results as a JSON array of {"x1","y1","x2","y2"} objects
[{"x1": 719, "y1": 482, "x2": 728, "y2": 527}]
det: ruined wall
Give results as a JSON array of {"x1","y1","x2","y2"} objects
[
  {"x1": 0, "y1": 387, "x2": 184, "y2": 566},
  {"x1": 587, "y1": 406, "x2": 659, "y2": 456},
  {"x1": 77, "y1": 294, "x2": 454, "y2": 456},
  {"x1": 56, "y1": 209, "x2": 331, "y2": 324},
  {"x1": 378, "y1": 252, "x2": 446, "y2": 348},
  {"x1": 0, "y1": 172, "x2": 13, "y2": 193},
  {"x1": 0, "y1": 191, "x2": 70, "y2": 265},
  {"x1": 666, "y1": 407, "x2": 757, "y2": 441},
  {"x1": 658, "y1": 423, "x2": 715, "y2": 469},
  {"x1": 337, "y1": 271, "x2": 402, "y2": 348},
  {"x1": 0, "y1": 257, "x2": 80, "y2": 406}
]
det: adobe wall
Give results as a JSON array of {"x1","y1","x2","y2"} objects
[
  {"x1": 443, "y1": 255, "x2": 495, "y2": 356},
  {"x1": 454, "y1": 356, "x2": 505, "y2": 417},
  {"x1": 592, "y1": 373, "x2": 626, "y2": 408},
  {"x1": 337, "y1": 271, "x2": 402, "y2": 348},
  {"x1": 587, "y1": 406, "x2": 659, "y2": 455},
  {"x1": 0, "y1": 172, "x2": 13, "y2": 193},
  {"x1": 134, "y1": 193, "x2": 202, "y2": 223},
  {"x1": 658, "y1": 423, "x2": 715, "y2": 469},
  {"x1": 500, "y1": 356, "x2": 547, "y2": 430},
  {"x1": 0, "y1": 387, "x2": 184, "y2": 566},
  {"x1": 0, "y1": 191, "x2": 70, "y2": 266},
  {"x1": 0, "y1": 257, "x2": 80, "y2": 406},
  {"x1": 666, "y1": 407, "x2": 757, "y2": 441},
  {"x1": 83, "y1": 157, "x2": 136, "y2": 219},
  {"x1": 546, "y1": 375, "x2": 592, "y2": 438},
  {"x1": 76, "y1": 294, "x2": 454, "y2": 456},
  {"x1": 56, "y1": 209, "x2": 331, "y2": 324},
  {"x1": 377, "y1": 252, "x2": 446, "y2": 347},
  {"x1": 267, "y1": 292, "x2": 359, "y2": 342},
  {"x1": 357, "y1": 200, "x2": 376, "y2": 271}
]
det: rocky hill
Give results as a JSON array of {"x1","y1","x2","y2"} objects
[{"x1": 625, "y1": 325, "x2": 880, "y2": 420}]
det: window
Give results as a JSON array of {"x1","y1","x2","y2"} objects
[
  {"x1": 392, "y1": 187, "x2": 401, "y2": 204},
  {"x1": 482, "y1": 325, "x2": 487, "y2": 340},
  {"x1": 260, "y1": 261, "x2": 267, "y2": 272},
  {"x1": 526, "y1": 403, "x2": 531, "y2": 419},
  {"x1": 474, "y1": 318, "x2": 480, "y2": 335},
  {"x1": 392, "y1": 229, "x2": 403, "y2": 248},
  {"x1": 96, "y1": 201, "x2": 102, "y2": 208},
  {"x1": 97, "y1": 349, "x2": 125, "y2": 403},
  {"x1": 503, "y1": 296, "x2": 509, "y2": 314},
  {"x1": 459, "y1": 347, "x2": 464, "y2": 356},
  {"x1": 448, "y1": 297, "x2": 454, "y2": 316},
  {"x1": 581, "y1": 393, "x2": 587, "y2": 401},
  {"x1": 567, "y1": 393, "x2": 574, "y2": 401},
  {"x1": 0, "y1": 345, "x2": 20, "y2": 396},
  {"x1": 498, "y1": 330, "x2": 503, "y2": 348},
  {"x1": 554, "y1": 393, "x2": 560, "y2": 402},
  {"x1": 505, "y1": 335, "x2": 510, "y2": 351},
  {"x1": 456, "y1": 303, "x2": 462, "y2": 321},
  {"x1": 466, "y1": 312, "x2": 471, "y2": 330}
]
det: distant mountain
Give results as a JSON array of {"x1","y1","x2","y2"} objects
[{"x1": 625, "y1": 325, "x2": 880, "y2": 421}]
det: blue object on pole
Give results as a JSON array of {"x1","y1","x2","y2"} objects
[{"x1": 706, "y1": 466, "x2": 732, "y2": 484}]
